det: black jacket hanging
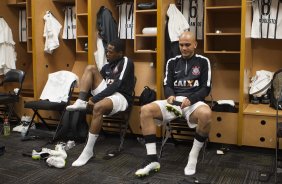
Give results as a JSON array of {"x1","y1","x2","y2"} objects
[{"x1": 97, "y1": 6, "x2": 118, "y2": 49}]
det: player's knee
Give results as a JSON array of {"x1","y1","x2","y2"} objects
[
  {"x1": 85, "y1": 65, "x2": 98, "y2": 73},
  {"x1": 199, "y1": 108, "x2": 212, "y2": 123},
  {"x1": 140, "y1": 104, "x2": 153, "y2": 119},
  {"x1": 92, "y1": 103, "x2": 104, "y2": 115}
]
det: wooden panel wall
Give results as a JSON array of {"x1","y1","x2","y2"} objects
[{"x1": 33, "y1": 0, "x2": 76, "y2": 98}]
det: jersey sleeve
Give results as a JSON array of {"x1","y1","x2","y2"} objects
[{"x1": 164, "y1": 59, "x2": 175, "y2": 98}]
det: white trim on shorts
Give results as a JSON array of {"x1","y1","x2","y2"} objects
[
  {"x1": 153, "y1": 97, "x2": 208, "y2": 128},
  {"x1": 91, "y1": 80, "x2": 128, "y2": 115}
]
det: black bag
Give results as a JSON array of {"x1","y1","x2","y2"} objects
[
  {"x1": 139, "y1": 86, "x2": 156, "y2": 106},
  {"x1": 270, "y1": 69, "x2": 282, "y2": 110},
  {"x1": 55, "y1": 111, "x2": 88, "y2": 142}
]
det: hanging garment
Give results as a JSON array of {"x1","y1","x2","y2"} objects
[
  {"x1": 94, "y1": 36, "x2": 107, "y2": 71},
  {"x1": 19, "y1": 9, "x2": 27, "y2": 42},
  {"x1": 0, "y1": 18, "x2": 16, "y2": 75},
  {"x1": 97, "y1": 6, "x2": 118, "y2": 49},
  {"x1": 251, "y1": 0, "x2": 282, "y2": 39},
  {"x1": 43, "y1": 11, "x2": 62, "y2": 54},
  {"x1": 118, "y1": 2, "x2": 134, "y2": 39},
  {"x1": 181, "y1": 0, "x2": 204, "y2": 40},
  {"x1": 62, "y1": 6, "x2": 76, "y2": 39},
  {"x1": 167, "y1": 4, "x2": 190, "y2": 42}
]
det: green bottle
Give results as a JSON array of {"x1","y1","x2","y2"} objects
[{"x1": 3, "y1": 118, "x2": 10, "y2": 136}]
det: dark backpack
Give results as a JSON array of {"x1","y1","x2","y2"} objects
[
  {"x1": 139, "y1": 86, "x2": 156, "y2": 106},
  {"x1": 54, "y1": 111, "x2": 88, "y2": 142},
  {"x1": 270, "y1": 69, "x2": 282, "y2": 110}
]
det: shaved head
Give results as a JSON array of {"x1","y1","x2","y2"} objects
[
  {"x1": 179, "y1": 31, "x2": 196, "y2": 42},
  {"x1": 179, "y1": 31, "x2": 197, "y2": 59}
]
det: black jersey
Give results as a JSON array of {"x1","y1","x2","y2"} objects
[
  {"x1": 164, "y1": 54, "x2": 211, "y2": 105},
  {"x1": 92, "y1": 56, "x2": 135, "y2": 105}
]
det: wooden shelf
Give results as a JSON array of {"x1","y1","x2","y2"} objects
[
  {"x1": 77, "y1": 35, "x2": 88, "y2": 38},
  {"x1": 52, "y1": 0, "x2": 75, "y2": 4},
  {"x1": 206, "y1": 6, "x2": 241, "y2": 11},
  {"x1": 204, "y1": 51, "x2": 240, "y2": 54},
  {"x1": 135, "y1": 50, "x2": 157, "y2": 53},
  {"x1": 135, "y1": 9, "x2": 157, "y2": 13},
  {"x1": 206, "y1": 33, "x2": 241, "y2": 36},
  {"x1": 135, "y1": 34, "x2": 157, "y2": 37},
  {"x1": 7, "y1": 2, "x2": 26, "y2": 7},
  {"x1": 76, "y1": 51, "x2": 87, "y2": 54},
  {"x1": 77, "y1": 13, "x2": 88, "y2": 17},
  {"x1": 244, "y1": 104, "x2": 282, "y2": 117}
]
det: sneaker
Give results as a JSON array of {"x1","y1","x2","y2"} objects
[
  {"x1": 46, "y1": 156, "x2": 66, "y2": 168},
  {"x1": 12, "y1": 124, "x2": 24, "y2": 133},
  {"x1": 250, "y1": 95, "x2": 260, "y2": 104},
  {"x1": 135, "y1": 159, "x2": 160, "y2": 177},
  {"x1": 32, "y1": 149, "x2": 50, "y2": 160},
  {"x1": 165, "y1": 104, "x2": 182, "y2": 117},
  {"x1": 66, "y1": 99, "x2": 88, "y2": 111},
  {"x1": 33, "y1": 145, "x2": 67, "y2": 160}
]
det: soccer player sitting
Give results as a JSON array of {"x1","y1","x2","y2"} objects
[{"x1": 135, "y1": 31, "x2": 212, "y2": 176}]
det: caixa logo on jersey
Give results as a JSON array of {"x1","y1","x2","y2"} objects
[
  {"x1": 174, "y1": 80, "x2": 199, "y2": 87},
  {"x1": 192, "y1": 66, "x2": 200, "y2": 75}
]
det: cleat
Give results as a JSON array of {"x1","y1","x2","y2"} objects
[
  {"x1": 33, "y1": 144, "x2": 67, "y2": 160},
  {"x1": 66, "y1": 99, "x2": 88, "y2": 111},
  {"x1": 135, "y1": 161, "x2": 160, "y2": 177},
  {"x1": 32, "y1": 149, "x2": 50, "y2": 160},
  {"x1": 165, "y1": 104, "x2": 182, "y2": 117}
]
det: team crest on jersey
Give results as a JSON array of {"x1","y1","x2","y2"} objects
[{"x1": 192, "y1": 66, "x2": 200, "y2": 75}]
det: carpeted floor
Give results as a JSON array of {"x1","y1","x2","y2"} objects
[{"x1": 0, "y1": 130, "x2": 280, "y2": 184}]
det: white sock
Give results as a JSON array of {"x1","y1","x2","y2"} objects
[
  {"x1": 72, "y1": 133, "x2": 98, "y2": 167},
  {"x1": 185, "y1": 139, "x2": 204, "y2": 175},
  {"x1": 145, "y1": 143, "x2": 157, "y2": 155}
]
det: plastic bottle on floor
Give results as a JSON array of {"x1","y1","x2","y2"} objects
[{"x1": 3, "y1": 118, "x2": 10, "y2": 136}]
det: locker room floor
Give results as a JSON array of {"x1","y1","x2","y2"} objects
[{"x1": 0, "y1": 130, "x2": 280, "y2": 184}]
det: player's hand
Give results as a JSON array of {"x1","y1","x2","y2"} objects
[
  {"x1": 181, "y1": 98, "x2": 191, "y2": 109},
  {"x1": 167, "y1": 96, "x2": 176, "y2": 104}
]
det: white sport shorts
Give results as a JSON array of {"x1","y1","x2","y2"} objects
[
  {"x1": 153, "y1": 96, "x2": 209, "y2": 128},
  {"x1": 91, "y1": 79, "x2": 128, "y2": 115}
]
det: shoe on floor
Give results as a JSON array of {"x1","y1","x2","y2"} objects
[
  {"x1": 165, "y1": 104, "x2": 182, "y2": 117},
  {"x1": 32, "y1": 149, "x2": 50, "y2": 160},
  {"x1": 135, "y1": 159, "x2": 160, "y2": 177},
  {"x1": 33, "y1": 145, "x2": 67, "y2": 160},
  {"x1": 46, "y1": 156, "x2": 66, "y2": 168},
  {"x1": 66, "y1": 99, "x2": 87, "y2": 111}
]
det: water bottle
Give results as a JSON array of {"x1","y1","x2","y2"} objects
[{"x1": 3, "y1": 118, "x2": 10, "y2": 136}]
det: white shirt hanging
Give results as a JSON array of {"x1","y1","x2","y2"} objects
[
  {"x1": 0, "y1": 18, "x2": 17, "y2": 75},
  {"x1": 167, "y1": 4, "x2": 190, "y2": 42},
  {"x1": 43, "y1": 11, "x2": 62, "y2": 54}
]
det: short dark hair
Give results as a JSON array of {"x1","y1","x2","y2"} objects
[{"x1": 108, "y1": 39, "x2": 125, "y2": 53}]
